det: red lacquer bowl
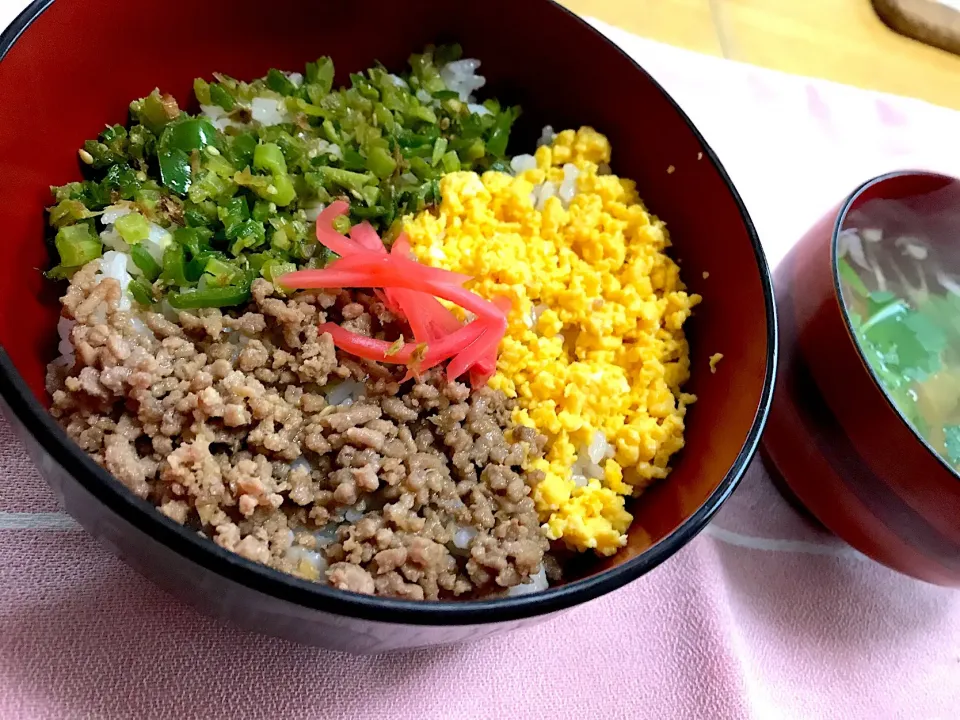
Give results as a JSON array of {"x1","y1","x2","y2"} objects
[
  {"x1": 0, "y1": 0, "x2": 776, "y2": 650},
  {"x1": 763, "y1": 171, "x2": 960, "y2": 587}
]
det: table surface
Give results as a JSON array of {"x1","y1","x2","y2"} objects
[
  {"x1": 560, "y1": 0, "x2": 960, "y2": 111},
  {"x1": 1, "y1": 4, "x2": 959, "y2": 718}
]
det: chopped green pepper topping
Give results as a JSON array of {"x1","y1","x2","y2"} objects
[
  {"x1": 128, "y1": 278, "x2": 155, "y2": 306},
  {"x1": 55, "y1": 224, "x2": 102, "y2": 267},
  {"x1": 46, "y1": 44, "x2": 521, "y2": 309},
  {"x1": 130, "y1": 245, "x2": 162, "y2": 282},
  {"x1": 253, "y1": 142, "x2": 287, "y2": 175},
  {"x1": 209, "y1": 83, "x2": 236, "y2": 111},
  {"x1": 306, "y1": 57, "x2": 335, "y2": 95},
  {"x1": 160, "y1": 243, "x2": 190, "y2": 287},
  {"x1": 266, "y1": 68, "x2": 297, "y2": 96},
  {"x1": 114, "y1": 213, "x2": 151, "y2": 244},
  {"x1": 164, "y1": 118, "x2": 218, "y2": 154},
  {"x1": 204, "y1": 256, "x2": 244, "y2": 285},
  {"x1": 132, "y1": 89, "x2": 180, "y2": 134},
  {"x1": 168, "y1": 284, "x2": 252, "y2": 309},
  {"x1": 365, "y1": 146, "x2": 397, "y2": 179},
  {"x1": 158, "y1": 149, "x2": 193, "y2": 194},
  {"x1": 49, "y1": 199, "x2": 94, "y2": 228},
  {"x1": 441, "y1": 151, "x2": 461, "y2": 173}
]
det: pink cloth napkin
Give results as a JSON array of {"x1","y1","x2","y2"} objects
[{"x1": 1, "y1": 10, "x2": 958, "y2": 718}]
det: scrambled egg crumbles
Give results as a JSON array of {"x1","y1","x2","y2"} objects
[{"x1": 404, "y1": 127, "x2": 700, "y2": 556}]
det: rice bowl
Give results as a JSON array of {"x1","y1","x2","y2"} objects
[{"x1": 43, "y1": 46, "x2": 698, "y2": 600}]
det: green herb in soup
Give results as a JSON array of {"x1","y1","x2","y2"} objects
[
  {"x1": 838, "y1": 216, "x2": 960, "y2": 469},
  {"x1": 44, "y1": 45, "x2": 520, "y2": 308}
]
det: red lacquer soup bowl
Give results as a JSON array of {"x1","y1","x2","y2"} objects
[
  {"x1": 764, "y1": 171, "x2": 960, "y2": 586},
  {"x1": 0, "y1": 0, "x2": 776, "y2": 651}
]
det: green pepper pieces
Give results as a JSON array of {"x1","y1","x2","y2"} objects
[
  {"x1": 55, "y1": 224, "x2": 102, "y2": 267},
  {"x1": 165, "y1": 118, "x2": 218, "y2": 154},
  {"x1": 160, "y1": 243, "x2": 190, "y2": 286},
  {"x1": 130, "y1": 245, "x2": 162, "y2": 282},
  {"x1": 114, "y1": 213, "x2": 151, "y2": 244},
  {"x1": 251, "y1": 142, "x2": 296, "y2": 206},
  {"x1": 47, "y1": 44, "x2": 522, "y2": 312},
  {"x1": 168, "y1": 284, "x2": 252, "y2": 309},
  {"x1": 157, "y1": 118, "x2": 219, "y2": 195},
  {"x1": 253, "y1": 143, "x2": 287, "y2": 175}
]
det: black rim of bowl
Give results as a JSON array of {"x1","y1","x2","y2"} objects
[
  {"x1": 832, "y1": 169, "x2": 960, "y2": 484},
  {"x1": 0, "y1": 0, "x2": 778, "y2": 626}
]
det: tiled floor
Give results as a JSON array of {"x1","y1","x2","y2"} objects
[{"x1": 561, "y1": 0, "x2": 960, "y2": 110}]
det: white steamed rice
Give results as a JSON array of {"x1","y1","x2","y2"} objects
[
  {"x1": 100, "y1": 204, "x2": 133, "y2": 225},
  {"x1": 201, "y1": 104, "x2": 241, "y2": 132},
  {"x1": 440, "y1": 58, "x2": 486, "y2": 102},
  {"x1": 530, "y1": 163, "x2": 580, "y2": 211},
  {"x1": 54, "y1": 316, "x2": 76, "y2": 367},
  {"x1": 537, "y1": 125, "x2": 556, "y2": 147},
  {"x1": 201, "y1": 94, "x2": 292, "y2": 131},
  {"x1": 344, "y1": 502, "x2": 366, "y2": 523},
  {"x1": 302, "y1": 202, "x2": 326, "y2": 222},
  {"x1": 506, "y1": 565, "x2": 549, "y2": 596},
  {"x1": 452, "y1": 525, "x2": 478, "y2": 550},
  {"x1": 306, "y1": 138, "x2": 342, "y2": 161},
  {"x1": 54, "y1": 249, "x2": 136, "y2": 366},
  {"x1": 571, "y1": 431, "x2": 615, "y2": 487},
  {"x1": 324, "y1": 378, "x2": 366, "y2": 407},
  {"x1": 467, "y1": 103, "x2": 491, "y2": 116},
  {"x1": 251, "y1": 96, "x2": 292, "y2": 126},
  {"x1": 285, "y1": 545, "x2": 328, "y2": 577},
  {"x1": 97, "y1": 251, "x2": 134, "y2": 311},
  {"x1": 98, "y1": 205, "x2": 172, "y2": 267},
  {"x1": 558, "y1": 163, "x2": 579, "y2": 206},
  {"x1": 523, "y1": 303, "x2": 547, "y2": 329},
  {"x1": 510, "y1": 154, "x2": 537, "y2": 174}
]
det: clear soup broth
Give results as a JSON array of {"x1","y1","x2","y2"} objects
[{"x1": 837, "y1": 182, "x2": 960, "y2": 472}]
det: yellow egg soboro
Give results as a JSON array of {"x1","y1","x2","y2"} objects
[{"x1": 404, "y1": 127, "x2": 701, "y2": 556}]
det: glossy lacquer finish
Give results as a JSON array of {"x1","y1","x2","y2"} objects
[
  {"x1": 763, "y1": 171, "x2": 960, "y2": 587},
  {"x1": 0, "y1": 0, "x2": 776, "y2": 651}
]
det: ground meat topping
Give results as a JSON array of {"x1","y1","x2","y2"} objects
[{"x1": 47, "y1": 266, "x2": 553, "y2": 600}]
